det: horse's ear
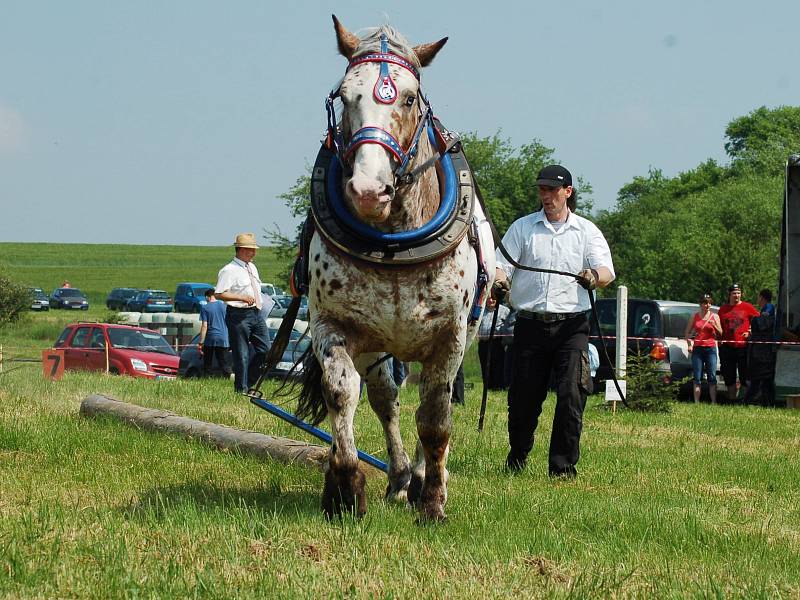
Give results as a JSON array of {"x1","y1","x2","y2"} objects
[
  {"x1": 332, "y1": 14, "x2": 360, "y2": 60},
  {"x1": 412, "y1": 37, "x2": 448, "y2": 67}
]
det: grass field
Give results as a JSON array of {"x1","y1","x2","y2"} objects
[{"x1": 2, "y1": 244, "x2": 800, "y2": 598}]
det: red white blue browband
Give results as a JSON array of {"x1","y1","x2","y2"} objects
[{"x1": 325, "y1": 33, "x2": 432, "y2": 182}]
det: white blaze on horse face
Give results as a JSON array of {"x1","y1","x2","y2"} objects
[{"x1": 341, "y1": 63, "x2": 419, "y2": 223}]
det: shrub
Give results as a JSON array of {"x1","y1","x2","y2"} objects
[
  {"x1": 624, "y1": 352, "x2": 685, "y2": 413},
  {"x1": 0, "y1": 273, "x2": 30, "y2": 328}
]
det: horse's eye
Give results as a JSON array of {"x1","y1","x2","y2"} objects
[{"x1": 405, "y1": 96, "x2": 416, "y2": 107}]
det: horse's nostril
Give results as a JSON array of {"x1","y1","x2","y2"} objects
[{"x1": 384, "y1": 184, "x2": 395, "y2": 199}]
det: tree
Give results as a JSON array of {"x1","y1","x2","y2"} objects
[
  {"x1": 725, "y1": 106, "x2": 800, "y2": 175},
  {"x1": 596, "y1": 106, "x2": 797, "y2": 302},
  {"x1": 0, "y1": 272, "x2": 30, "y2": 328}
]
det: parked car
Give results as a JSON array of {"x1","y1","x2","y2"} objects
[
  {"x1": 269, "y1": 294, "x2": 309, "y2": 321},
  {"x1": 174, "y1": 282, "x2": 215, "y2": 313},
  {"x1": 27, "y1": 287, "x2": 50, "y2": 311},
  {"x1": 125, "y1": 289, "x2": 174, "y2": 313},
  {"x1": 260, "y1": 283, "x2": 285, "y2": 297},
  {"x1": 50, "y1": 287, "x2": 89, "y2": 310},
  {"x1": 53, "y1": 323, "x2": 179, "y2": 379},
  {"x1": 178, "y1": 325, "x2": 310, "y2": 379},
  {"x1": 106, "y1": 287, "x2": 140, "y2": 310},
  {"x1": 590, "y1": 298, "x2": 723, "y2": 397}
]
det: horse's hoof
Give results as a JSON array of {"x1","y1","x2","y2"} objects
[
  {"x1": 406, "y1": 474, "x2": 423, "y2": 506},
  {"x1": 384, "y1": 469, "x2": 411, "y2": 503},
  {"x1": 384, "y1": 485, "x2": 408, "y2": 504},
  {"x1": 322, "y1": 464, "x2": 367, "y2": 519},
  {"x1": 416, "y1": 508, "x2": 448, "y2": 524}
]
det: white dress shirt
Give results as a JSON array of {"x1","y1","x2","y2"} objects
[
  {"x1": 215, "y1": 257, "x2": 263, "y2": 309},
  {"x1": 495, "y1": 209, "x2": 615, "y2": 314}
]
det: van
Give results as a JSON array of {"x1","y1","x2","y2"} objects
[
  {"x1": 590, "y1": 298, "x2": 723, "y2": 398},
  {"x1": 174, "y1": 282, "x2": 214, "y2": 313}
]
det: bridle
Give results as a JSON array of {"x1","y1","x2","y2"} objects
[{"x1": 325, "y1": 33, "x2": 434, "y2": 186}]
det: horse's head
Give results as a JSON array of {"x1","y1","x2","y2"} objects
[{"x1": 332, "y1": 16, "x2": 447, "y2": 225}]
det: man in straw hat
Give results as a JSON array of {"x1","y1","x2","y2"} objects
[{"x1": 214, "y1": 233, "x2": 269, "y2": 392}]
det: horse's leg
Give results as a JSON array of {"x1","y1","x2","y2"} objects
[
  {"x1": 361, "y1": 354, "x2": 411, "y2": 502},
  {"x1": 413, "y1": 352, "x2": 461, "y2": 521},
  {"x1": 318, "y1": 335, "x2": 366, "y2": 519}
]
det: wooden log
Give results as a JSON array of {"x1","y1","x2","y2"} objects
[{"x1": 79, "y1": 394, "x2": 338, "y2": 471}]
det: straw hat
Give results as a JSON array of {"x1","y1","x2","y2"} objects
[{"x1": 233, "y1": 233, "x2": 259, "y2": 249}]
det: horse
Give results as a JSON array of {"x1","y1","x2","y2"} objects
[{"x1": 296, "y1": 16, "x2": 495, "y2": 522}]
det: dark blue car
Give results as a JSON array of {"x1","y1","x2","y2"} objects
[
  {"x1": 174, "y1": 282, "x2": 215, "y2": 313},
  {"x1": 125, "y1": 289, "x2": 174, "y2": 313}
]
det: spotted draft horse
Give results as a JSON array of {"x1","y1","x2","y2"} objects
[{"x1": 296, "y1": 16, "x2": 494, "y2": 522}]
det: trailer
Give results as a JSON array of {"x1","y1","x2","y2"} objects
[{"x1": 775, "y1": 154, "x2": 800, "y2": 404}]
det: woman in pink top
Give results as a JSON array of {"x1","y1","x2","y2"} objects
[{"x1": 684, "y1": 294, "x2": 723, "y2": 404}]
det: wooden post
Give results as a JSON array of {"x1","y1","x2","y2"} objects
[
  {"x1": 0, "y1": 344, "x2": 3, "y2": 374},
  {"x1": 105, "y1": 343, "x2": 110, "y2": 373}
]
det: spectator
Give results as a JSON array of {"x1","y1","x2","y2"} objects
[
  {"x1": 744, "y1": 308, "x2": 777, "y2": 407},
  {"x1": 61, "y1": 280, "x2": 71, "y2": 288},
  {"x1": 718, "y1": 283, "x2": 760, "y2": 402},
  {"x1": 477, "y1": 296, "x2": 510, "y2": 390},
  {"x1": 198, "y1": 289, "x2": 232, "y2": 378},
  {"x1": 684, "y1": 293, "x2": 722, "y2": 404},
  {"x1": 214, "y1": 233, "x2": 270, "y2": 393},
  {"x1": 758, "y1": 289, "x2": 775, "y2": 317}
]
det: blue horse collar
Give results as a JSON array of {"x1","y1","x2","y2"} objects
[{"x1": 310, "y1": 122, "x2": 476, "y2": 266}]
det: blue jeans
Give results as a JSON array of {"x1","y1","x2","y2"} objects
[
  {"x1": 691, "y1": 346, "x2": 717, "y2": 385},
  {"x1": 225, "y1": 307, "x2": 270, "y2": 392}
]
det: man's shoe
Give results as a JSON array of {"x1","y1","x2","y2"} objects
[{"x1": 505, "y1": 454, "x2": 527, "y2": 473}]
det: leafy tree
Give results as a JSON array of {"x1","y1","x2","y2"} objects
[
  {"x1": 725, "y1": 106, "x2": 800, "y2": 175},
  {"x1": 597, "y1": 106, "x2": 796, "y2": 303},
  {"x1": 0, "y1": 272, "x2": 30, "y2": 328}
]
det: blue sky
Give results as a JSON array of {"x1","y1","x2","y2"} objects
[{"x1": 2, "y1": 1, "x2": 799, "y2": 246}]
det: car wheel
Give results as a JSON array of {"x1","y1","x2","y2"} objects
[
  {"x1": 110, "y1": 367, "x2": 120, "y2": 375},
  {"x1": 185, "y1": 368, "x2": 200, "y2": 378}
]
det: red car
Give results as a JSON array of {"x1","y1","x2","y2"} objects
[{"x1": 53, "y1": 323, "x2": 179, "y2": 379}]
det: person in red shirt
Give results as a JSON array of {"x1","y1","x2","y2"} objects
[
  {"x1": 684, "y1": 294, "x2": 723, "y2": 404},
  {"x1": 717, "y1": 283, "x2": 760, "y2": 402}
]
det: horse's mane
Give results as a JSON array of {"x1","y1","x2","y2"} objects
[{"x1": 354, "y1": 26, "x2": 420, "y2": 67}]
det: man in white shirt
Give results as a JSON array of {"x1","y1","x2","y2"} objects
[
  {"x1": 494, "y1": 165, "x2": 615, "y2": 477},
  {"x1": 215, "y1": 233, "x2": 270, "y2": 392}
]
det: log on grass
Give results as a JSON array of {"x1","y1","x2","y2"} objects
[{"x1": 80, "y1": 394, "x2": 334, "y2": 471}]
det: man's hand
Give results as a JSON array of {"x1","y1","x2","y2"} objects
[
  {"x1": 577, "y1": 268, "x2": 599, "y2": 290},
  {"x1": 491, "y1": 278, "x2": 511, "y2": 302}
]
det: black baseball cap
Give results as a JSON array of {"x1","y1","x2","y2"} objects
[
  {"x1": 728, "y1": 283, "x2": 741, "y2": 292},
  {"x1": 536, "y1": 165, "x2": 572, "y2": 187}
]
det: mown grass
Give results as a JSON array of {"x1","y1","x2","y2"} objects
[
  {"x1": 0, "y1": 242, "x2": 285, "y2": 307},
  {"x1": 2, "y1": 243, "x2": 800, "y2": 597}
]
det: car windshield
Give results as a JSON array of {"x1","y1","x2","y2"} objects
[
  {"x1": 31, "y1": 289, "x2": 47, "y2": 299},
  {"x1": 149, "y1": 292, "x2": 170, "y2": 299},
  {"x1": 107, "y1": 328, "x2": 177, "y2": 355},
  {"x1": 59, "y1": 289, "x2": 85, "y2": 298}
]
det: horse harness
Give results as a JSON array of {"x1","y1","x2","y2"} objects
[{"x1": 292, "y1": 34, "x2": 490, "y2": 323}]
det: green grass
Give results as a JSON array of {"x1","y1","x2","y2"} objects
[
  {"x1": 0, "y1": 242, "x2": 285, "y2": 307},
  {"x1": 2, "y1": 243, "x2": 800, "y2": 597}
]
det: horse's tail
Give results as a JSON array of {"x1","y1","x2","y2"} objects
[{"x1": 295, "y1": 345, "x2": 328, "y2": 426}]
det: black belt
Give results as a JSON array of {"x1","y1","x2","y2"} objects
[
  {"x1": 517, "y1": 310, "x2": 588, "y2": 323},
  {"x1": 227, "y1": 305, "x2": 259, "y2": 312}
]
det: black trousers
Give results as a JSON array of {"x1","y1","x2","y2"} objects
[
  {"x1": 507, "y1": 314, "x2": 591, "y2": 476},
  {"x1": 451, "y1": 364, "x2": 465, "y2": 404},
  {"x1": 478, "y1": 339, "x2": 507, "y2": 389},
  {"x1": 202, "y1": 345, "x2": 231, "y2": 377}
]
